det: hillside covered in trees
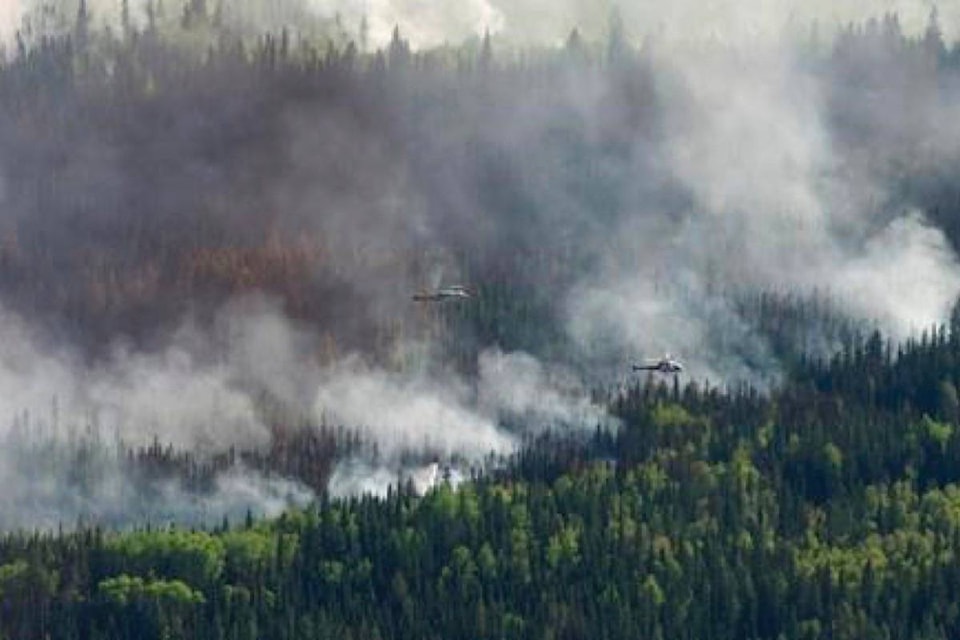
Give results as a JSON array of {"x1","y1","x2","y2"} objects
[
  {"x1": 4, "y1": 1, "x2": 960, "y2": 638},
  {"x1": 5, "y1": 324, "x2": 960, "y2": 638}
]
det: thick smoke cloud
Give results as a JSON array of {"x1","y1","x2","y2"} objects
[
  {"x1": 313, "y1": 346, "x2": 608, "y2": 459},
  {"x1": 0, "y1": 440, "x2": 315, "y2": 530},
  {"x1": 0, "y1": 1, "x2": 22, "y2": 50},
  {"x1": 0, "y1": 291, "x2": 608, "y2": 520},
  {"x1": 477, "y1": 348, "x2": 608, "y2": 430},
  {"x1": 300, "y1": 0, "x2": 959, "y2": 48},
  {"x1": 314, "y1": 346, "x2": 613, "y2": 496},
  {"x1": 0, "y1": 299, "x2": 319, "y2": 530},
  {"x1": 9, "y1": 0, "x2": 955, "y2": 50},
  {"x1": 0, "y1": 303, "x2": 270, "y2": 450},
  {"x1": 564, "y1": 36, "x2": 960, "y2": 382},
  {"x1": 3, "y1": 0, "x2": 960, "y2": 513},
  {"x1": 327, "y1": 459, "x2": 453, "y2": 498},
  {"x1": 313, "y1": 353, "x2": 515, "y2": 459},
  {"x1": 307, "y1": 0, "x2": 505, "y2": 50}
]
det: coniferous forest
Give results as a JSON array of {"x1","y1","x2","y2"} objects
[{"x1": 5, "y1": 1, "x2": 960, "y2": 638}]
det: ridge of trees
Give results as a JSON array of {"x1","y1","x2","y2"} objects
[{"x1": 2, "y1": 308, "x2": 960, "y2": 637}]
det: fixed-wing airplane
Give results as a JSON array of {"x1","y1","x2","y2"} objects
[
  {"x1": 632, "y1": 354, "x2": 684, "y2": 374},
  {"x1": 412, "y1": 285, "x2": 475, "y2": 302}
]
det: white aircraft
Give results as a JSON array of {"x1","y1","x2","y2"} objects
[
  {"x1": 632, "y1": 354, "x2": 684, "y2": 374},
  {"x1": 412, "y1": 285, "x2": 475, "y2": 302}
]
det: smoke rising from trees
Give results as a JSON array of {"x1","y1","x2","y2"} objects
[
  {"x1": 1, "y1": 2, "x2": 960, "y2": 524},
  {"x1": 10, "y1": 1, "x2": 960, "y2": 49}
]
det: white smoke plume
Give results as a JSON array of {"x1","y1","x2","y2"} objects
[
  {"x1": 18, "y1": 0, "x2": 954, "y2": 51},
  {"x1": 565, "y1": 35, "x2": 960, "y2": 385},
  {"x1": 327, "y1": 459, "x2": 399, "y2": 498},
  {"x1": 0, "y1": 306, "x2": 271, "y2": 451},
  {"x1": 0, "y1": 433, "x2": 315, "y2": 530},
  {"x1": 484, "y1": 0, "x2": 958, "y2": 47},
  {"x1": 0, "y1": 276, "x2": 612, "y2": 517},
  {"x1": 302, "y1": 0, "x2": 505, "y2": 50},
  {"x1": 833, "y1": 213, "x2": 960, "y2": 337},
  {"x1": 85, "y1": 344, "x2": 267, "y2": 449},
  {"x1": 313, "y1": 353, "x2": 516, "y2": 458},
  {"x1": 0, "y1": 299, "x2": 319, "y2": 530},
  {"x1": 316, "y1": 347, "x2": 613, "y2": 497},
  {"x1": 327, "y1": 459, "x2": 456, "y2": 498},
  {"x1": 477, "y1": 348, "x2": 608, "y2": 430},
  {"x1": 4, "y1": 0, "x2": 960, "y2": 516},
  {"x1": 0, "y1": 0, "x2": 22, "y2": 50},
  {"x1": 314, "y1": 347, "x2": 610, "y2": 454},
  {"x1": 296, "y1": 0, "x2": 958, "y2": 49}
]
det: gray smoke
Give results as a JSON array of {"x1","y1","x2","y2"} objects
[
  {"x1": 563, "y1": 35, "x2": 960, "y2": 384},
  {"x1": 0, "y1": 0, "x2": 21, "y2": 50},
  {"x1": 301, "y1": 0, "x2": 958, "y2": 48},
  {"x1": 327, "y1": 459, "x2": 457, "y2": 498},
  {"x1": 3, "y1": 0, "x2": 960, "y2": 511},
  {"x1": 0, "y1": 298, "x2": 322, "y2": 530},
  {"x1": 313, "y1": 353, "x2": 515, "y2": 459},
  {"x1": 0, "y1": 303, "x2": 271, "y2": 450},
  {"x1": 0, "y1": 290, "x2": 609, "y2": 515},
  {"x1": 0, "y1": 435, "x2": 315, "y2": 530},
  {"x1": 312, "y1": 347, "x2": 607, "y2": 460},
  {"x1": 477, "y1": 348, "x2": 608, "y2": 430},
  {"x1": 9, "y1": 0, "x2": 954, "y2": 50}
]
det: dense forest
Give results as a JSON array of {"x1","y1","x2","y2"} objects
[
  {"x1": 7, "y1": 325, "x2": 960, "y2": 638},
  {"x1": 4, "y1": 1, "x2": 960, "y2": 637}
]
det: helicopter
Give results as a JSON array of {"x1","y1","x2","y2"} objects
[
  {"x1": 412, "y1": 285, "x2": 475, "y2": 302},
  {"x1": 632, "y1": 354, "x2": 684, "y2": 374}
]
